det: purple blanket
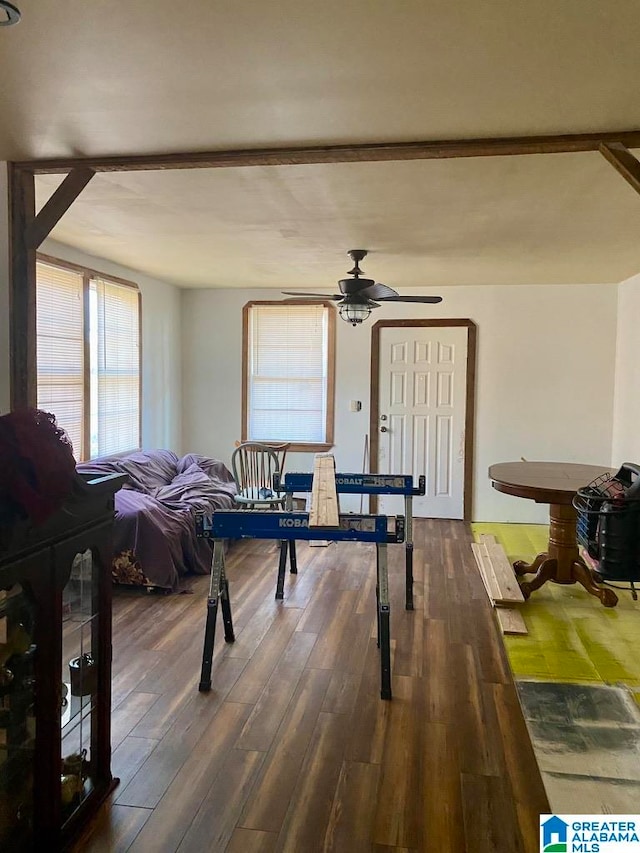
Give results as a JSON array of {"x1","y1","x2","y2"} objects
[{"x1": 77, "y1": 450, "x2": 237, "y2": 590}]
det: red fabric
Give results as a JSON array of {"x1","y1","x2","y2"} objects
[{"x1": 0, "y1": 408, "x2": 77, "y2": 525}]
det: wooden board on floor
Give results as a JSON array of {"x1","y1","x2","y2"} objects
[
  {"x1": 309, "y1": 454, "x2": 340, "y2": 528},
  {"x1": 472, "y1": 536, "x2": 528, "y2": 635},
  {"x1": 495, "y1": 607, "x2": 528, "y2": 635},
  {"x1": 482, "y1": 539, "x2": 525, "y2": 605},
  {"x1": 471, "y1": 543, "x2": 502, "y2": 604}
]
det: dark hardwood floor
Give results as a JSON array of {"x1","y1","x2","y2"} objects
[{"x1": 72, "y1": 520, "x2": 548, "y2": 852}]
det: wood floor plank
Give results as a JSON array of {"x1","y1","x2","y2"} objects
[
  {"x1": 294, "y1": 568, "x2": 343, "y2": 633},
  {"x1": 239, "y1": 667, "x2": 333, "y2": 834},
  {"x1": 423, "y1": 619, "x2": 452, "y2": 722},
  {"x1": 225, "y1": 828, "x2": 278, "y2": 853},
  {"x1": 227, "y1": 606, "x2": 304, "y2": 704},
  {"x1": 127, "y1": 701, "x2": 253, "y2": 852},
  {"x1": 454, "y1": 645, "x2": 506, "y2": 777},
  {"x1": 306, "y1": 589, "x2": 358, "y2": 670},
  {"x1": 175, "y1": 748, "x2": 265, "y2": 853},
  {"x1": 323, "y1": 760, "x2": 381, "y2": 852},
  {"x1": 129, "y1": 641, "x2": 216, "y2": 739},
  {"x1": 274, "y1": 711, "x2": 350, "y2": 853},
  {"x1": 471, "y1": 541, "x2": 502, "y2": 602},
  {"x1": 71, "y1": 804, "x2": 151, "y2": 853},
  {"x1": 321, "y1": 610, "x2": 371, "y2": 715},
  {"x1": 421, "y1": 721, "x2": 465, "y2": 852},
  {"x1": 223, "y1": 594, "x2": 284, "y2": 660},
  {"x1": 345, "y1": 637, "x2": 392, "y2": 765},
  {"x1": 461, "y1": 772, "x2": 526, "y2": 853},
  {"x1": 483, "y1": 539, "x2": 526, "y2": 604},
  {"x1": 115, "y1": 655, "x2": 247, "y2": 808},
  {"x1": 111, "y1": 692, "x2": 161, "y2": 750},
  {"x1": 496, "y1": 606, "x2": 528, "y2": 635},
  {"x1": 492, "y1": 682, "x2": 549, "y2": 852},
  {"x1": 112, "y1": 736, "x2": 159, "y2": 794},
  {"x1": 111, "y1": 648, "x2": 165, "y2": 709},
  {"x1": 235, "y1": 631, "x2": 318, "y2": 752},
  {"x1": 372, "y1": 676, "x2": 424, "y2": 849}
]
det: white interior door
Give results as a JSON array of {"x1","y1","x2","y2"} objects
[{"x1": 377, "y1": 326, "x2": 468, "y2": 519}]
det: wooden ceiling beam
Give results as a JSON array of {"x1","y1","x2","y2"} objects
[
  {"x1": 25, "y1": 167, "x2": 95, "y2": 249},
  {"x1": 12, "y1": 129, "x2": 640, "y2": 175},
  {"x1": 599, "y1": 142, "x2": 640, "y2": 197}
]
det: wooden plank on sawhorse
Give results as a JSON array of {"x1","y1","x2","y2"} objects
[{"x1": 309, "y1": 453, "x2": 340, "y2": 528}]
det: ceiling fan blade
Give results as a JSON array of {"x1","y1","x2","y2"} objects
[
  {"x1": 375, "y1": 295, "x2": 443, "y2": 303},
  {"x1": 282, "y1": 291, "x2": 342, "y2": 300},
  {"x1": 358, "y1": 282, "x2": 398, "y2": 300}
]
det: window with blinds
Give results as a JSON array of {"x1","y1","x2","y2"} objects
[
  {"x1": 92, "y1": 278, "x2": 140, "y2": 457},
  {"x1": 244, "y1": 302, "x2": 335, "y2": 448},
  {"x1": 36, "y1": 258, "x2": 141, "y2": 461},
  {"x1": 36, "y1": 262, "x2": 86, "y2": 458}
]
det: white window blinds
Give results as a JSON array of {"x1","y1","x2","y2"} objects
[
  {"x1": 36, "y1": 261, "x2": 85, "y2": 459},
  {"x1": 92, "y1": 278, "x2": 140, "y2": 457},
  {"x1": 248, "y1": 304, "x2": 329, "y2": 443},
  {"x1": 36, "y1": 260, "x2": 141, "y2": 461}
]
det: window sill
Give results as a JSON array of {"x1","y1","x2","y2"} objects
[
  {"x1": 241, "y1": 440, "x2": 334, "y2": 453},
  {"x1": 286, "y1": 443, "x2": 334, "y2": 453}
]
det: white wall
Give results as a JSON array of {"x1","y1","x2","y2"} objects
[
  {"x1": 0, "y1": 163, "x2": 9, "y2": 414},
  {"x1": 182, "y1": 283, "x2": 618, "y2": 522},
  {"x1": 612, "y1": 273, "x2": 640, "y2": 465},
  {"x1": 41, "y1": 240, "x2": 183, "y2": 452}
]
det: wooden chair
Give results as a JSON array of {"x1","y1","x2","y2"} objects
[{"x1": 231, "y1": 442, "x2": 289, "y2": 509}]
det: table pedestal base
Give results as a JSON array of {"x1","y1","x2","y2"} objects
[{"x1": 512, "y1": 503, "x2": 618, "y2": 608}]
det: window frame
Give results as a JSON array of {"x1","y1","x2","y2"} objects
[
  {"x1": 241, "y1": 300, "x2": 336, "y2": 452},
  {"x1": 36, "y1": 253, "x2": 142, "y2": 461}
]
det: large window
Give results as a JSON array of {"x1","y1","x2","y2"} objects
[
  {"x1": 36, "y1": 257, "x2": 141, "y2": 461},
  {"x1": 242, "y1": 301, "x2": 335, "y2": 451}
]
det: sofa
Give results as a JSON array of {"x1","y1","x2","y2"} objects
[{"x1": 76, "y1": 449, "x2": 237, "y2": 590}]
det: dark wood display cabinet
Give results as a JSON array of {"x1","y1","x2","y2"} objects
[{"x1": 0, "y1": 470, "x2": 126, "y2": 852}]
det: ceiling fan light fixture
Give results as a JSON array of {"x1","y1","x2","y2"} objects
[
  {"x1": 0, "y1": 1, "x2": 21, "y2": 25},
  {"x1": 339, "y1": 301, "x2": 371, "y2": 326},
  {"x1": 282, "y1": 247, "x2": 442, "y2": 326}
]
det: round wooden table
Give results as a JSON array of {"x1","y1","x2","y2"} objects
[{"x1": 489, "y1": 461, "x2": 618, "y2": 607}]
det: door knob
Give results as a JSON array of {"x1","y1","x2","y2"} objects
[{"x1": 380, "y1": 426, "x2": 388, "y2": 433}]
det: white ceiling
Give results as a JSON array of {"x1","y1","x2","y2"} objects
[{"x1": 4, "y1": 0, "x2": 640, "y2": 288}]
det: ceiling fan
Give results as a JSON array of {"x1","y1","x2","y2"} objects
[{"x1": 282, "y1": 250, "x2": 443, "y2": 326}]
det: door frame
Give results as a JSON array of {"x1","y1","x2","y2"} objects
[{"x1": 369, "y1": 318, "x2": 477, "y2": 521}]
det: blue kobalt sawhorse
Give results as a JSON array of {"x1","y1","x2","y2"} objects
[
  {"x1": 195, "y1": 510, "x2": 405, "y2": 700},
  {"x1": 274, "y1": 472, "x2": 425, "y2": 609}
]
